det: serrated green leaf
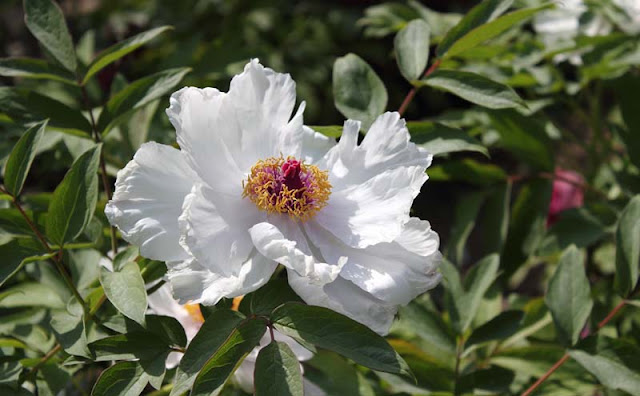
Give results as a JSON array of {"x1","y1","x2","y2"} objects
[
  {"x1": 255, "y1": 341, "x2": 303, "y2": 396},
  {"x1": 191, "y1": 319, "x2": 266, "y2": 396},
  {"x1": 271, "y1": 303, "x2": 414, "y2": 380},
  {"x1": 0, "y1": 57, "x2": 75, "y2": 84},
  {"x1": 23, "y1": 0, "x2": 77, "y2": 72},
  {"x1": 97, "y1": 67, "x2": 190, "y2": 135},
  {"x1": 420, "y1": 70, "x2": 524, "y2": 110},
  {"x1": 0, "y1": 239, "x2": 50, "y2": 287},
  {"x1": 407, "y1": 121, "x2": 488, "y2": 157},
  {"x1": 171, "y1": 309, "x2": 245, "y2": 396},
  {"x1": 91, "y1": 361, "x2": 148, "y2": 396},
  {"x1": 333, "y1": 53, "x2": 388, "y2": 131},
  {"x1": 100, "y1": 262, "x2": 147, "y2": 327},
  {"x1": 46, "y1": 145, "x2": 100, "y2": 245},
  {"x1": 614, "y1": 195, "x2": 640, "y2": 296},
  {"x1": 82, "y1": 26, "x2": 172, "y2": 85},
  {"x1": 4, "y1": 120, "x2": 47, "y2": 196},
  {"x1": 445, "y1": 4, "x2": 553, "y2": 58},
  {"x1": 394, "y1": 19, "x2": 431, "y2": 82},
  {"x1": 545, "y1": 245, "x2": 592, "y2": 346},
  {"x1": 437, "y1": 0, "x2": 513, "y2": 58}
]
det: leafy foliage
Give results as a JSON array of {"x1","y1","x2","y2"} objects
[{"x1": 0, "y1": 0, "x2": 639, "y2": 395}]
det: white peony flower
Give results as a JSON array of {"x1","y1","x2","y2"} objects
[{"x1": 105, "y1": 59, "x2": 441, "y2": 335}]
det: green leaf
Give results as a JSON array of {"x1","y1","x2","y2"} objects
[
  {"x1": 419, "y1": 70, "x2": 524, "y2": 110},
  {"x1": 0, "y1": 239, "x2": 50, "y2": 287},
  {"x1": 0, "y1": 58, "x2": 75, "y2": 84},
  {"x1": 448, "y1": 254, "x2": 501, "y2": 333},
  {"x1": 255, "y1": 341, "x2": 304, "y2": 396},
  {"x1": 305, "y1": 351, "x2": 376, "y2": 396},
  {"x1": 614, "y1": 195, "x2": 640, "y2": 296},
  {"x1": 445, "y1": 191, "x2": 486, "y2": 265},
  {"x1": 111, "y1": 246, "x2": 139, "y2": 272},
  {"x1": 477, "y1": 182, "x2": 511, "y2": 256},
  {"x1": 100, "y1": 261, "x2": 147, "y2": 327},
  {"x1": 570, "y1": 338, "x2": 640, "y2": 396},
  {"x1": 4, "y1": 120, "x2": 47, "y2": 196},
  {"x1": 394, "y1": 19, "x2": 431, "y2": 82},
  {"x1": 397, "y1": 301, "x2": 457, "y2": 355},
  {"x1": 0, "y1": 282, "x2": 65, "y2": 309},
  {"x1": 97, "y1": 67, "x2": 190, "y2": 134},
  {"x1": 171, "y1": 309, "x2": 245, "y2": 396},
  {"x1": 466, "y1": 310, "x2": 524, "y2": 347},
  {"x1": 91, "y1": 361, "x2": 148, "y2": 396},
  {"x1": 23, "y1": 0, "x2": 77, "y2": 72},
  {"x1": 429, "y1": 158, "x2": 507, "y2": 186},
  {"x1": 82, "y1": 26, "x2": 172, "y2": 85},
  {"x1": 545, "y1": 245, "x2": 593, "y2": 346},
  {"x1": 436, "y1": 0, "x2": 513, "y2": 58},
  {"x1": 444, "y1": 4, "x2": 553, "y2": 58},
  {"x1": 271, "y1": 303, "x2": 414, "y2": 380},
  {"x1": 191, "y1": 319, "x2": 266, "y2": 396},
  {"x1": 538, "y1": 208, "x2": 607, "y2": 256},
  {"x1": 407, "y1": 121, "x2": 488, "y2": 157},
  {"x1": 89, "y1": 332, "x2": 169, "y2": 361},
  {"x1": 51, "y1": 301, "x2": 89, "y2": 358},
  {"x1": 333, "y1": 53, "x2": 388, "y2": 131},
  {"x1": 46, "y1": 145, "x2": 100, "y2": 245},
  {"x1": 502, "y1": 179, "x2": 552, "y2": 277},
  {"x1": 0, "y1": 88, "x2": 92, "y2": 137},
  {"x1": 145, "y1": 315, "x2": 188, "y2": 349},
  {"x1": 488, "y1": 110, "x2": 554, "y2": 171},
  {"x1": 615, "y1": 75, "x2": 640, "y2": 169},
  {"x1": 240, "y1": 278, "x2": 303, "y2": 316}
]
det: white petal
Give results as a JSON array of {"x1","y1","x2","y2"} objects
[
  {"x1": 306, "y1": 219, "x2": 442, "y2": 305},
  {"x1": 146, "y1": 283, "x2": 202, "y2": 341},
  {"x1": 167, "y1": 252, "x2": 277, "y2": 306},
  {"x1": 314, "y1": 165, "x2": 426, "y2": 248},
  {"x1": 288, "y1": 272, "x2": 397, "y2": 335},
  {"x1": 227, "y1": 59, "x2": 306, "y2": 168},
  {"x1": 233, "y1": 356, "x2": 256, "y2": 393},
  {"x1": 301, "y1": 126, "x2": 335, "y2": 165},
  {"x1": 319, "y1": 112, "x2": 431, "y2": 192},
  {"x1": 313, "y1": 112, "x2": 431, "y2": 248},
  {"x1": 166, "y1": 86, "x2": 245, "y2": 195},
  {"x1": 105, "y1": 142, "x2": 196, "y2": 262},
  {"x1": 304, "y1": 379, "x2": 327, "y2": 396},
  {"x1": 178, "y1": 184, "x2": 262, "y2": 276},
  {"x1": 249, "y1": 220, "x2": 345, "y2": 285}
]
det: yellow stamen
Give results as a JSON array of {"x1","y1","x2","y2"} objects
[
  {"x1": 184, "y1": 303, "x2": 204, "y2": 324},
  {"x1": 242, "y1": 156, "x2": 331, "y2": 221}
]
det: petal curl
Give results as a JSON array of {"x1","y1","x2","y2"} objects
[
  {"x1": 167, "y1": 252, "x2": 277, "y2": 306},
  {"x1": 105, "y1": 142, "x2": 196, "y2": 262},
  {"x1": 249, "y1": 220, "x2": 345, "y2": 285},
  {"x1": 178, "y1": 184, "x2": 262, "y2": 276},
  {"x1": 306, "y1": 218, "x2": 442, "y2": 305}
]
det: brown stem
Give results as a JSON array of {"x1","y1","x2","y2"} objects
[
  {"x1": 398, "y1": 59, "x2": 442, "y2": 116},
  {"x1": 520, "y1": 300, "x2": 627, "y2": 396},
  {"x1": 23, "y1": 344, "x2": 62, "y2": 382}
]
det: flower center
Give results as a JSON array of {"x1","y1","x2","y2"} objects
[
  {"x1": 243, "y1": 156, "x2": 331, "y2": 221},
  {"x1": 184, "y1": 303, "x2": 204, "y2": 323}
]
